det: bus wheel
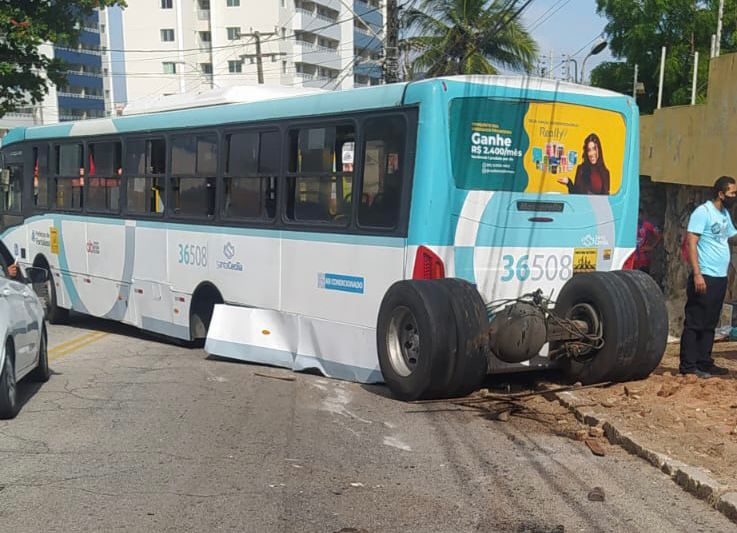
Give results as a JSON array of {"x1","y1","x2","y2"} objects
[
  {"x1": 436, "y1": 278, "x2": 489, "y2": 397},
  {"x1": 377, "y1": 280, "x2": 457, "y2": 401},
  {"x1": 554, "y1": 272, "x2": 638, "y2": 384},
  {"x1": 189, "y1": 283, "x2": 223, "y2": 342},
  {"x1": 612, "y1": 270, "x2": 668, "y2": 381},
  {"x1": 33, "y1": 259, "x2": 68, "y2": 324}
]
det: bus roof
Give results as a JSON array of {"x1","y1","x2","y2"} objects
[{"x1": 0, "y1": 76, "x2": 631, "y2": 147}]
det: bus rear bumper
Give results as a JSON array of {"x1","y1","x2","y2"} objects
[{"x1": 204, "y1": 304, "x2": 384, "y2": 384}]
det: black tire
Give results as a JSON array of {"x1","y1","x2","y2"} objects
[
  {"x1": 377, "y1": 280, "x2": 457, "y2": 401},
  {"x1": 554, "y1": 272, "x2": 639, "y2": 384},
  {"x1": 189, "y1": 284, "x2": 223, "y2": 341},
  {"x1": 436, "y1": 278, "x2": 489, "y2": 397},
  {"x1": 29, "y1": 328, "x2": 50, "y2": 383},
  {"x1": 613, "y1": 270, "x2": 668, "y2": 380},
  {"x1": 0, "y1": 344, "x2": 18, "y2": 419},
  {"x1": 40, "y1": 270, "x2": 68, "y2": 325}
]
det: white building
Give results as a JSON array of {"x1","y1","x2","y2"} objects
[{"x1": 102, "y1": 0, "x2": 385, "y2": 111}]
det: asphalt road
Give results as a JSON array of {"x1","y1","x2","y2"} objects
[{"x1": 0, "y1": 314, "x2": 734, "y2": 533}]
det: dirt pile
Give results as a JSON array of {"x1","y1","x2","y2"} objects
[{"x1": 571, "y1": 342, "x2": 737, "y2": 487}]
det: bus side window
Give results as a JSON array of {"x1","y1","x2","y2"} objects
[
  {"x1": 1, "y1": 163, "x2": 22, "y2": 214},
  {"x1": 223, "y1": 130, "x2": 279, "y2": 220},
  {"x1": 170, "y1": 135, "x2": 216, "y2": 218},
  {"x1": 33, "y1": 145, "x2": 50, "y2": 208},
  {"x1": 53, "y1": 143, "x2": 84, "y2": 210},
  {"x1": 87, "y1": 141, "x2": 122, "y2": 213},
  {"x1": 125, "y1": 138, "x2": 166, "y2": 215},
  {"x1": 286, "y1": 124, "x2": 354, "y2": 224},
  {"x1": 357, "y1": 116, "x2": 406, "y2": 229}
]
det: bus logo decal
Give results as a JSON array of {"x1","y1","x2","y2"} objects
[
  {"x1": 216, "y1": 242, "x2": 243, "y2": 272},
  {"x1": 223, "y1": 242, "x2": 235, "y2": 260},
  {"x1": 318, "y1": 273, "x2": 365, "y2": 294}
]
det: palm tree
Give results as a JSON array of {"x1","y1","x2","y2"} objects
[{"x1": 401, "y1": 0, "x2": 539, "y2": 79}]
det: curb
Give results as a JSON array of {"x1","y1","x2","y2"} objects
[{"x1": 555, "y1": 390, "x2": 737, "y2": 523}]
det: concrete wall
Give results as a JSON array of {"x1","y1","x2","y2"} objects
[{"x1": 641, "y1": 53, "x2": 737, "y2": 187}]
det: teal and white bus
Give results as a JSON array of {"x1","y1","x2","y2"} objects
[{"x1": 0, "y1": 76, "x2": 667, "y2": 400}]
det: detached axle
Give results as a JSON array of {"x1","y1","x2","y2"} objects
[
  {"x1": 376, "y1": 271, "x2": 668, "y2": 402},
  {"x1": 479, "y1": 296, "x2": 600, "y2": 365}
]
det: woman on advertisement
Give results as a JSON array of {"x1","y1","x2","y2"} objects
[{"x1": 557, "y1": 133, "x2": 610, "y2": 195}]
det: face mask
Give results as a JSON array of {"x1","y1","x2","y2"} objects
[{"x1": 723, "y1": 196, "x2": 737, "y2": 209}]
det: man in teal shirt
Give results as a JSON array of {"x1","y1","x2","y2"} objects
[{"x1": 681, "y1": 176, "x2": 737, "y2": 377}]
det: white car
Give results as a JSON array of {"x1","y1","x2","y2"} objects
[{"x1": 0, "y1": 239, "x2": 49, "y2": 419}]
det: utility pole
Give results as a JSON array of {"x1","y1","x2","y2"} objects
[
  {"x1": 240, "y1": 31, "x2": 287, "y2": 84},
  {"x1": 691, "y1": 52, "x2": 699, "y2": 105},
  {"x1": 633, "y1": 63, "x2": 638, "y2": 99},
  {"x1": 657, "y1": 46, "x2": 666, "y2": 109},
  {"x1": 384, "y1": 0, "x2": 399, "y2": 83}
]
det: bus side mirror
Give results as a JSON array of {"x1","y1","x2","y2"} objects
[
  {"x1": 0, "y1": 169, "x2": 9, "y2": 187},
  {"x1": 24, "y1": 266, "x2": 49, "y2": 284}
]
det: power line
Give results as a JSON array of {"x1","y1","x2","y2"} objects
[{"x1": 527, "y1": 0, "x2": 572, "y2": 32}]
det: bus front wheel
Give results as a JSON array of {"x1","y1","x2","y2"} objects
[
  {"x1": 189, "y1": 283, "x2": 223, "y2": 343},
  {"x1": 33, "y1": 257, "x2": 68, "y2": 325}
]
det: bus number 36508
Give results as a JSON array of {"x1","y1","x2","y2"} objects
[
  {"x1": 178, "y1": 244, "x2": 208, "y2": 267},
  {"x1": 500, "y1": 254, "x2": 572, "y2": 282}
]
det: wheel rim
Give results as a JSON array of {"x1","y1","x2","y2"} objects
[
  {"x1": 567, "y1": 302, "x2": 603, "y2": 358},
  {"x1": 386, "y1": 306, "x2": 421, "y2": 377}
]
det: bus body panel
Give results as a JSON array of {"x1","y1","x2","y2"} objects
[
  {"x1": 205, "y1": 305, "x2": 382, "y2": 383},
  {"x1": 0, "y1": 76, "x2": 640, "y2": 385}
]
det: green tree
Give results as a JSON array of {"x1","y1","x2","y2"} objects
[
  {"x1": 591, "y1": 0, "x2": 737, "y2": 114},
  {"x1": 400, "y1": 0, "x2": 538, "y2": 79},
  {"x1": 0, "y1": 0, "x2": 125, "y2": 118}
]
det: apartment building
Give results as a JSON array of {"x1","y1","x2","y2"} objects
[
  {"x1": 102, "y1": 0, "x2": 385, "y2": 110},
  {"x1": 55, "y1": 11, "x2": 110, "y2": 121}
]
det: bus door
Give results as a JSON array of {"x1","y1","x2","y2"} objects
[{"x1": 0, "y1": 148, "x2": 25, "y2": 232}]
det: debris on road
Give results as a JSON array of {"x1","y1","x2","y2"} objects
[
  {"x1": 587, "y1": 487, "x2": 606, "y2": 502},
  {"x1": 564, "y1": 342, "x2": 737, "y2": 490},
  {"x1": 585, "y1": 439, "x2": 606, "y2": 457}
]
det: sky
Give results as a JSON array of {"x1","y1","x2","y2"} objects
[{"x1": 521, "y1": 0, "x2": 615, "y2": 82}]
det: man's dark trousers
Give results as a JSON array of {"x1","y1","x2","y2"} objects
[{"x1": 680, "y1": 274, "x2": 728, "y2": 373}]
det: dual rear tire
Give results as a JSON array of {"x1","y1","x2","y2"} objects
[
  {"x1": 553, "y1": 270, "x2": 668, "y2": 384},
  {"x1": 377, "y1": 278, "x2": 488, "y2": 401}
]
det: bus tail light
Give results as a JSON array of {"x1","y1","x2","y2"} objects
[
  {"x1": 412, "y1": 246, "x2": 445, "y2": 280},
  {"x1": 622, "y1": 251, "x2": 636, "y2": 270}
]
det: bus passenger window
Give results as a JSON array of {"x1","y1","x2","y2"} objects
[
  {"x1": 123, "y1": 139, "x2": 166, "y2": 214},
  {"x1": 224, "y1": 130, "x2": 279, "y2": 220},
  {"x1": 124, "y1": 139, "x2": 166, "y2": 215},
  {"x1": 87, "y1": 141, "x2": 122, "y2": 212},
  {"x1": 170, "y1": 135, "x2": 216, "y2": 218},
  {"x1": 358, "y1": 116, "x2": 406, "y2": 229},
  {"x1": 33, "y1": 146, "x2": 50, "y2": 208},
  {"x1": 286, "y1": 125, "x2": 354, "y2": 224},
  {"x1": 53, "y1": 143, "x2": 84, "y2": 210},
  {"x1": 1, "y1": 164, "x2": 23, "y2": 214}
]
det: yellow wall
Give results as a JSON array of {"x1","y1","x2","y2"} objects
[{"x1": 640, "y1": 53, "x2": 737, "y2": 186}]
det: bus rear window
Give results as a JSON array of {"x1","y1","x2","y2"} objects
[{"x1": 449, "y1": 97, "x2": 626, "y2": 196}]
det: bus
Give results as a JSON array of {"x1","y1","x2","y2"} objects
[{"x1": 0, "y1": 76, "x2": 667, "y2": 401}]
